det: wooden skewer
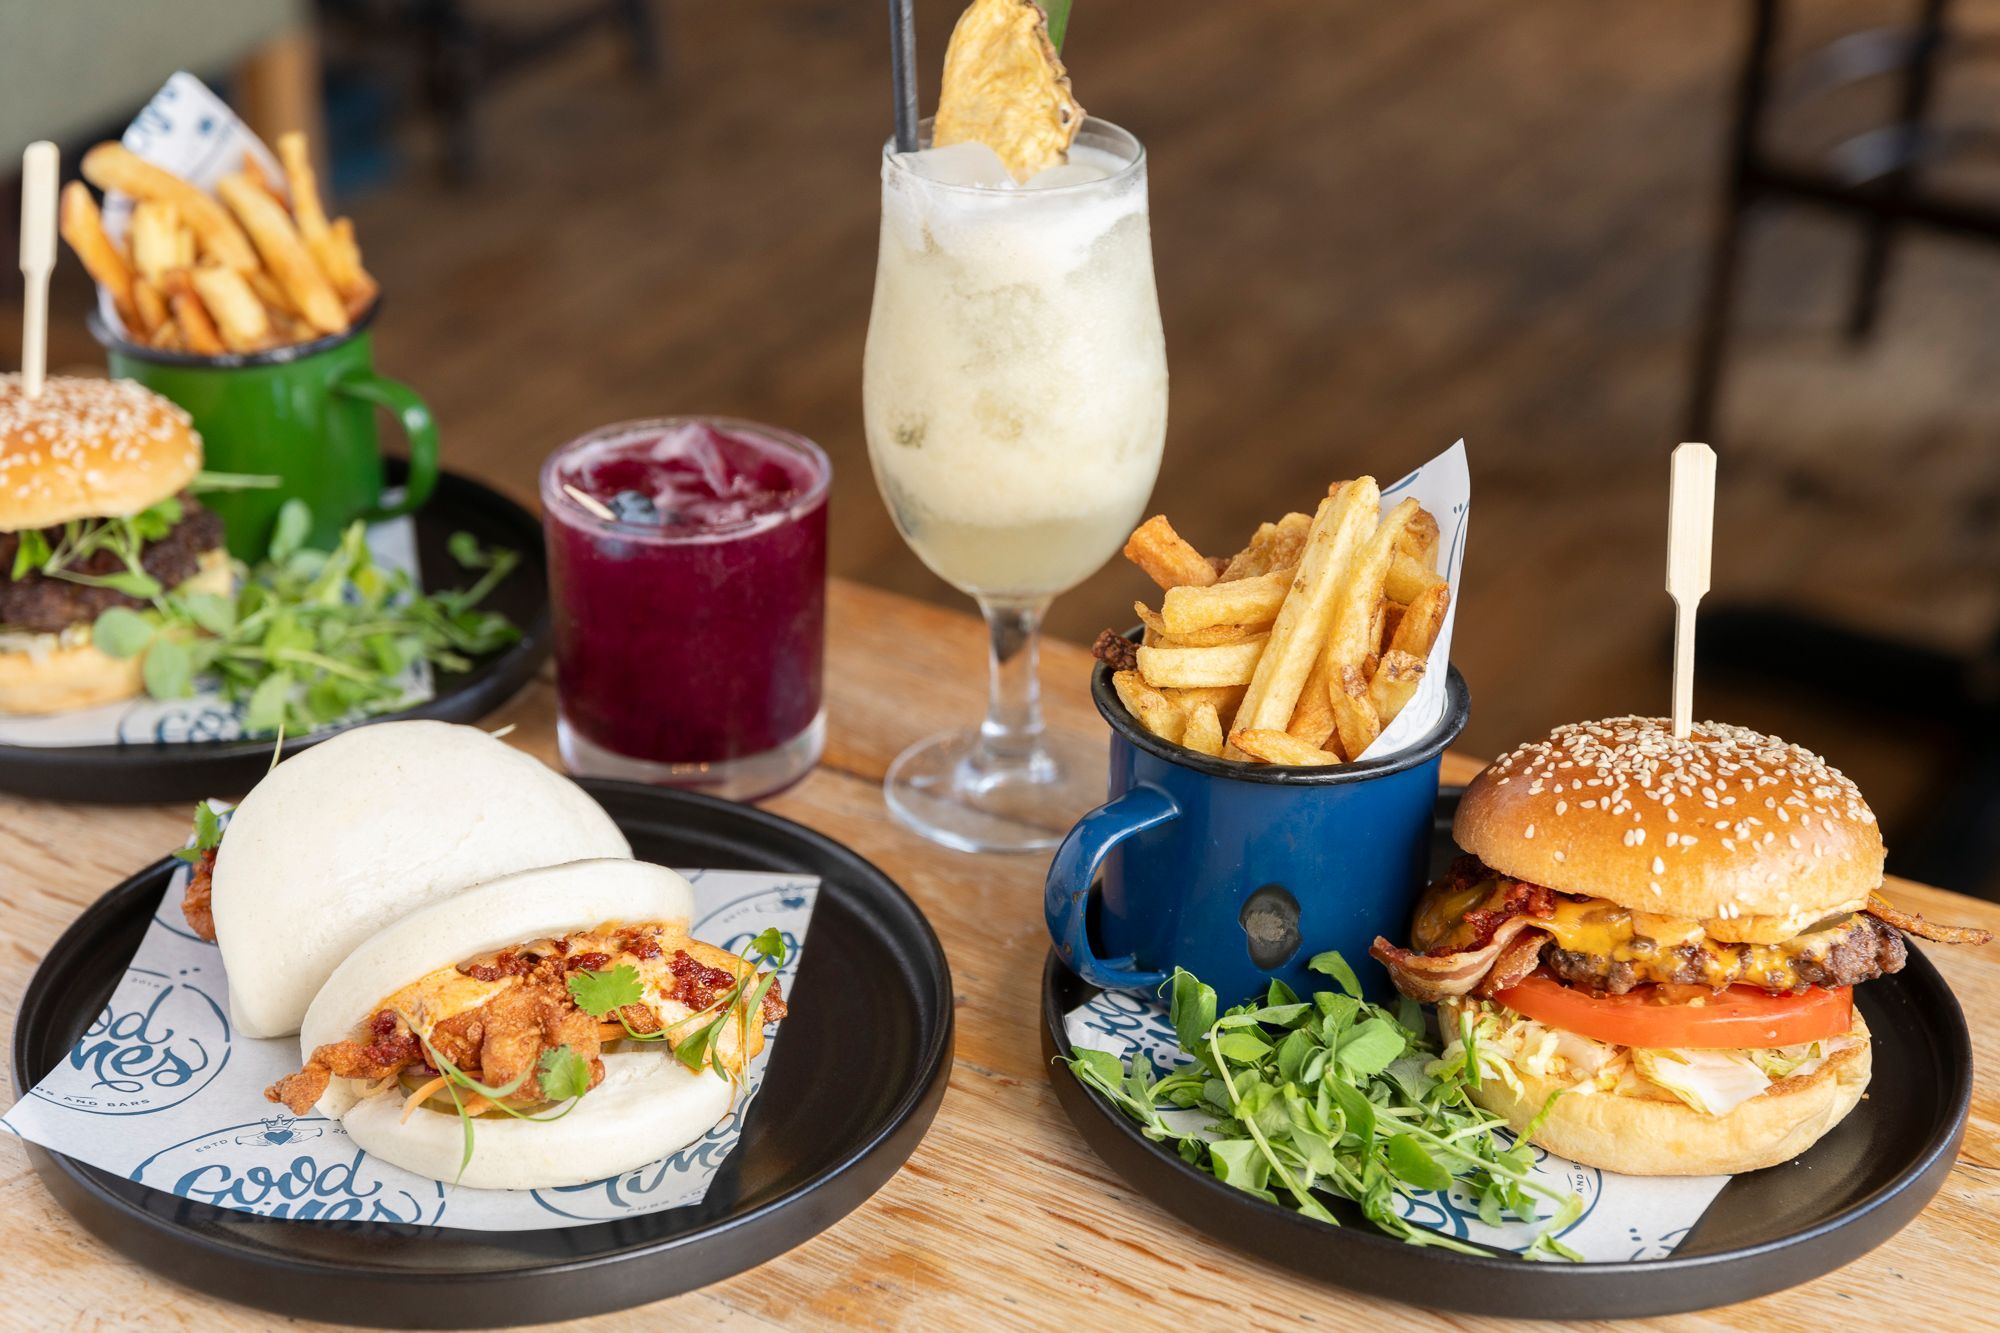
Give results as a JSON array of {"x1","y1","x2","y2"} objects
[
  {"x1": 1666, "y1": 442, "x2": 1716, "y2": 740},
  {"x1": 562, "y1": 483, "x2": 618, "y2": 523},
  {"x1": 18, "y1": 141, "x2": 59, "y2": 399}
]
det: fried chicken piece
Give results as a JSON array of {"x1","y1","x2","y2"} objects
[
  {"x1": 265, "y1": 1011, "x2": 420, "y2": 1114},
  {"x1": 182, "y1": 846, "x2": 218, "y2": 942}
]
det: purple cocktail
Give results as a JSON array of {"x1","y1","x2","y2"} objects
[{"x1": 540, "y1": 417, "x2": 829, "y2": 799}]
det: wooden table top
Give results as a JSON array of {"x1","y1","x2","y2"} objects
[{"x1": 3, "y1": 578, "x2": 1994, "y2": 1330}]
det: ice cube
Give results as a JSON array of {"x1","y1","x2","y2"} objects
[
  {"x1": 905, "y1": 142, "x2": 1015, "y2": 189},
  {"x1": 1023, "y1": 160, "x2": 1113, "y2": 190}
]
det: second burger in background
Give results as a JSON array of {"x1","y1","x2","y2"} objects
[
  {"x1": 0, "y1": 375, "x2": 229, "y2": 715},
  {"x1": 1372, "y1": 716, "x2": 1989, "y2": 1176}
]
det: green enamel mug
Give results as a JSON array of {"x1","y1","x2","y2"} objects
[{"x1": 91, "y1": 306, "x2": 439, "y2": 559}]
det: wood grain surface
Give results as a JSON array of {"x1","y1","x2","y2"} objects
[{"x1": 1, "y1": 579, "x2": 1994, "y2": 1330}]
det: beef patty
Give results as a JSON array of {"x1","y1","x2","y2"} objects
[
  {"x1": 1543, "y1": 911, "x2": 1907, "y2": 996},
  {"x1": 0, "y1": 496, "x2": 224, "y2": 634}
]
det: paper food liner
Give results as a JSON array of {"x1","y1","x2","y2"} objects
[
  {"x1": 1, "y1": 852, "x2": 816, "y2": 1231},
  {"x1": 92, "y1": 72, "x2": 283, "y2": 338},
  {"x1": 1355, "y1": 438, "x2": 1468, "y2": 762},
  {"x1": 0, "y1": 517, "x2": 432, "y2": 748},
  {"x1": 1065, "y1": 987, "x2": 1728, "y2": 1261}
]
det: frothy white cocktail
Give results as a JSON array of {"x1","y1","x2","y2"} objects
[{"x1": 863, "y1": 121, "x2": 1168, "y2": 598}]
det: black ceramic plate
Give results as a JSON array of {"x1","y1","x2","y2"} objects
[
  {"x1": 1042, "y1": 789, "x2": 1973, "y2": 1319},
  {"x1": 12, "y1": 781, "x2": 954, "y2": 1328},
  {"x1": 0, "y1": 461, "x2": 550, "y2": 804}
]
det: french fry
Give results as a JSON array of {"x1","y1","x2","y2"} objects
[
  {"x1": 130, "y1": 277, "x2": 169, "y2": 338},
  {"x1": 1233, "y1": 478, "x2": 1380, "y2": 733},
  {"x1": 1159, "y1": 565, "x2": 1294, "y2": 635},
  {"x1": 81, "y1": 143, "x2": 258, "y2": 272},
  {"x1": 1322, "y1": 498, "x2": 1416, "y2": 686},
  {"x1": 244, "y1": 266, "x2": 296, "y2": 317},
  {"x1": 216, "y1": 173, "x2": 348, "y2": 335},
  {"x1": 1364, "y1": 598, "x2": 1387, "y2": 678},
  {"x1": 242, "y1": 150, "x2": 287, "y2": 205},
  {"x1": 1160, "y1": 684, "x2": 1246, "y2": 732},
  {"x1": 327, "y1": 218, "x2": 379, "y2": 309},
  {"x1": 1368, "y1": 649, "x2": 1426, "y2": 724},
  {"x1": 58, "y1": 182, "x2": 136, "y2": 326},
  {"x1": 190, "y1": 264, "x2": 272, "y2": 353},
  {"x1": 1113, "y1": 670, "x2": 1186, "y2": 745},
  {"x1": 1389, "y1": 583, "x2": 1450, "y2": 660},
  {"x1": 128, "y1": 200, "x2": 181, "y2": 284},
  {"x1": 165, "y1": 278, "x2": 226, "y2": 356},
  {"x1": 1124, "y1": 515, "x2": 1217, "y2": 590},
  {"x1": 1331, "y1": 665, "x2": 1382, "y2": 759},
  {"x1": 150, "y1": 320, "x2": 186, "y2": 352},
  {"x1": 1380, "y1": 602, "x2": 1404, "y2": 656},
  {"x1": 1182, "y1": 702, "x2": 1226, "y2": 757},
  {"x1": 1230, "y1": 729, "x2": 1342, "y2": 767},
  {"x1": 1133, "y1": 603, "x2": 1262, "y2": 648},
  {"x1": 1401, "y1": 507, "x2": 1440, "y2": 571},
  {"x1": 175, "y1": 224, "x2": 197, "y2": 269},
  {"x1": 1286, "y1": 653, "x2": 1336, "y2": 750},
  {"x1": 1136, "y1": 638, "x2": 1268, "y2": 689},
  {"x1": 1221, "y1": 511, "x2": 1311, "y2": 580},
  {"x1": 1385, "y1": 550, "x2": 1446, "y2": 604}
]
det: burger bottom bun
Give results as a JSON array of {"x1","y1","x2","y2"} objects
[
  {"x1": 1440, "y1": 1001, "x2": 1871, "y2": 1176},
  {"x1": 0, "y1": 549, "x2": 231, "y2": 716},
  {"x1": 340, "y1": 1051, "x2": 734, "y2": 1190}
]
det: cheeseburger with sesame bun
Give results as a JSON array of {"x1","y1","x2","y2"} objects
[
  {"x1": 0, "y1": 374, "x2": 229, "y2": 714},
  {"x1": 1372, "y1": 716, "x2": 1988, "y2": 1176}
]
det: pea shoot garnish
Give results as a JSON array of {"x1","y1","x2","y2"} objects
[{"x1": 1065, "y1": 953, "x2": 1584, "y2": 1259}]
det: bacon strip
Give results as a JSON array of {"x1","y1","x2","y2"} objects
[
  {"x1": 1370, "y1": 914, "x2": 1550, "y2": 1003},
  {"x1": 1866, "y1": 894, "x2": 1992, "y2": 947}
]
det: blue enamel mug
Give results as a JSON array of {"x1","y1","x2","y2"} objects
[{"x1": 1046, "y1": 649, "x2": 1469, "y2": 1004}]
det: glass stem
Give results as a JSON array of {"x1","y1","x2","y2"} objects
[{"x1": 975, "y1": 596, "x2": 1050, "y2": 765}]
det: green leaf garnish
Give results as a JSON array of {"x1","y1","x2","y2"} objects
[
  {"x1": 670, "y1": 930, "x2": 790, "y2": 1081},
  {"x1": 1042, "y1": 0, "x2": 1072, "y2": 51},
  {"x1": 92, "y1": 606, "x2": 156, "y2": 658},
  {"x1": 567, "y1": 964, "x2": 645, "y2": 1018},
  {"x1": 170, "y1": 799, "x2": 225, "y2": 864},
  {"x1": 537, "y1": 1045, "x2": 592, "y2": 1102},
  {"x1": 1064, "y1": 957, "x2": 1584, "y2": 1258}
]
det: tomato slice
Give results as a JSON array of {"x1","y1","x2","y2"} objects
[{"x1": 1493, "y1": 973, "x2": 1853, "y2": 1049}]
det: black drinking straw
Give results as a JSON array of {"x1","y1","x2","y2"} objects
[{"x1": 889, "y1": 0, "x2": 920, "y2": 151}]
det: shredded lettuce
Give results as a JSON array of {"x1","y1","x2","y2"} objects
[{"x1": 1437, "y1": 1001, "x2": 1853, "y2": 1117}]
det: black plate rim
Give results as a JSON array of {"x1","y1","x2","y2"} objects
[
  {"x1": 1040, "y1": 901, "x2": 1973, "y2": 1314},
  {"x1": 10, "y1": 780, "x2": 955, "y2": 1311},
  {"x1": 0, "y1": 462, "x2": 551, "y2": 802}
]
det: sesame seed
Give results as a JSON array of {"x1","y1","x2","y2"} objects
[{"x1": 1651, "y1": 856, "x2": 1666, "y2": 875}]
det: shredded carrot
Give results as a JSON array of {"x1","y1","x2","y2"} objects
[
  {"x1": 597, "y1": 1022, "x2": 627, "y2": 1042},
  {"x1": 400, "y1": 1075, "x2": 449, "y2": 1123}
]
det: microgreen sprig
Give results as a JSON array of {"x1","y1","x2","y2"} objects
[
  {"x1": 403, "y1": 1018, "x2": 590, "y2": 1183},
  {"x1": 91, "y1": 498, "x2": 520, "y2": 735},
  {"x1": 566, "y1": 928, "x2": 790, "y2": 1082},
  {"x1": 1065, "y1": 953, "x2": 1583, "y2": 1259}
]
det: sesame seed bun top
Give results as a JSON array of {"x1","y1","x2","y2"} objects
[
  {"x1": 0, "y1": 374, "x2": 202, "y2": 531},
  {"x1": 1453, "y1": 716, "x2": 1884, "y2": 929}
]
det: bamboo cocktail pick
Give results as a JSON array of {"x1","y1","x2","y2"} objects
[
  {"x1": 1666, "y1": 442, "x2": 1717, "y2": 740},
  {"x1": 17, "y1": 141, "x2": 59, "y2": 399}
]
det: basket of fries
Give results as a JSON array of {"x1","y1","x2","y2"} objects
[{"x1": 1048, "y1": 448, "x2": 1471, "y2": 1004}]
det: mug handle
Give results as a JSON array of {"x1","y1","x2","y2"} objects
[
  {"x1": 334, "y1": 369, "x2": 441, "y2": 521},
  {"x1": 1044, "y1": 783, "x2": 1180, "y2": 991}
]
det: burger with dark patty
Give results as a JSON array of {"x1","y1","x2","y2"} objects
[
  {"x1": 0, "y1": 374, "x2": 229, "y2": 714},
  {"x1": 1372, "y1": 716, "x2": 1988, "y2": 1176}
]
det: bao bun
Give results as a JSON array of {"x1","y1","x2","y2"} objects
[
  {"x1": 1442, "y1": 999, "x2": 1872, "y2": 1176},
  {"x1": 1455, "y1": 716, "x2": 1885, "y2": 930},
  {"x1": 0, "y1": 374, "x2": 202, "y2": 530},
  {"x1": 302, "y1": 859, "x2": 728, "y2": 1191},
  {"x1": 214, "y1": 720, "x2": 632, "y2": 1038}
]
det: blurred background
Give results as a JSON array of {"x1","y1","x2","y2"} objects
[{"x1": 2, "y1": 0, "x2": 1996, "y2": 895}]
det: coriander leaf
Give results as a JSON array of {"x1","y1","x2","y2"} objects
[
  {"x1": 567, "y1": 964, "x2": 645, "y2": 1017},
  {"x1": 92, "y1": 606, "x2": 156, "y2": 658},
  {"x1": 749, "y1": 926, "x2": 787, "y2": 963},
  {"x1": 537, "y1": 1045, "x2": 592, "y2": 1102},
  {"x1": 1307, "y1": 950, "x2": 1363, "y2": 999}
]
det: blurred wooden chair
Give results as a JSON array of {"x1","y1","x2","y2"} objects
[
  {"x1": 318, "y1": 0, "x2": 664, "y2": 183},
  {"x1": 1688, "y1": 0, "x2": 2000, "y2": 896}
]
